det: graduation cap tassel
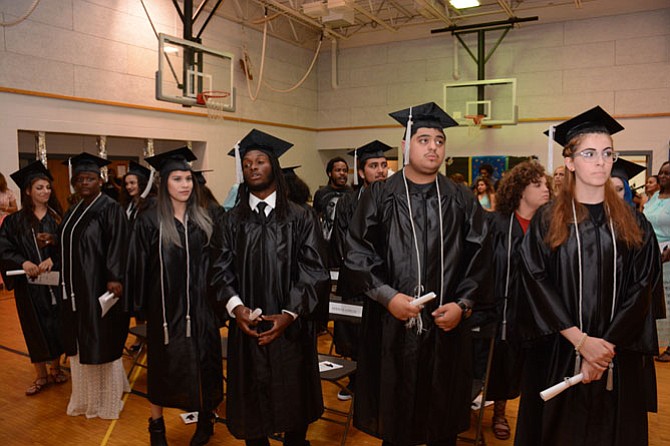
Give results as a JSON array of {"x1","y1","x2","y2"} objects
[
  {"x1": 353, "y1": 148, "x2": 358, "y2": 186},
  {"x1": 68, "y1": 158, "x2": 75, "y2": 194},
  {"x1": 501, "y1": 318, "x2": 507, "y2": 341},
  {"x1": 163, "y1": 322, "x2": 170, "y2": 345},
  {"x1": 573, "y1": 353, "x2": 581, "y2": 376},
  {"x1": 234, "y1": 141, "x2": 243, "y2": 184},
  {"x1": 71, "y1": 293, "x2": 77, "y2": 312},
  {"x1": 140, "y1": 168, "x2": 155, "y2": 199},
  {"x1": 403, "y1": 108, "x2": 413, "y2": 166},
  {"x1": 186, "y1": 315, "x2": 192, "y2": 338},
  {"x1": 606, "y1": 362, "x2": 614, "y2": 391}
]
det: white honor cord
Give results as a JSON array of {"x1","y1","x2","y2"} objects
[
  {"x1": 31, "y1": 227, "x2": 57, "y2": 305},
  {"x1": 571, "y1": 200, "x2": 617, "y2": 382},
  {"x1": 60, "y1": 193, "x2": 102, "y2": 312},
  {"x1": 159, "y1": 222, "x2": 169, "y2": 344},
  {"x1": 184, "y1": 214, "x2": 192, "y2": 339},
  {"x1": 402, "y1": 172, "x2": 445, "y2": 332},
  {"x1": 501, "y1": 213, "x2": 514, "y2": 341}
]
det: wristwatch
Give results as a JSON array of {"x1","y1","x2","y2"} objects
[{"x1": 456, "y1": 300, "x2": 473, "y2": 320}]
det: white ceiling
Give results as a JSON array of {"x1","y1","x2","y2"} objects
[{"x1": 208, "y1": 0, "x2": 670, "y2": 48}]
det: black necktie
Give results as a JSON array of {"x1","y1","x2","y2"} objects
[{"x1": 257, "y1": 202, "x2": 267, "y2": 221}]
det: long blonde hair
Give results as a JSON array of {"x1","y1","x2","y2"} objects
[{"x1": 545, "y1": 132, "x2": 643, "y2": 249}]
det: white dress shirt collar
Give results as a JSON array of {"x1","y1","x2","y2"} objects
[{"x1": 249, "y1": 191, "x2": 276, "y2": 216}]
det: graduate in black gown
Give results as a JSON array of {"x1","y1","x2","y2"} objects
[
  {"x1": 209, "y1": 129, "x2": 329, "y2": 446},
  {"x1": 482, "y1": 161, "x2": 550, "y2": 440},
  {"x1": 0, "y1": 161, "x2": 66, "y2": 396},
  {"x1": 127, "y1": 148, "x2": 221, "y2": 446},
  {"x1": 194, "y1": 169, "x2": 225, "y2": 225},
  {"x1": 59, "y1": 153, "x2": 130, "y2": 419},
  {"x1": 516, "y1": 106, "x2": 661, "y2": 446},
  {"x1": 331, "y1": 140, "x2": 392, "y2": 400},
  {"x1": 339, "y1": 102, "x2": 494, "y2": 446},
  {"x1": 120, "y1": 161, "x2": 156, "y2": 223}
]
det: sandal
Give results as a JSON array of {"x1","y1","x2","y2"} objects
[
  {"x1": 655, "y1": 348, "x2": 670, "y2": 362},
  {"x1": 25, "y1": 377, "x2": 50, "y2": 396},
  {"x1": 50, "y1": 369, "x2": 68, "y2": 384},
  {"x1": 492, "y1": 415, "x2": 511, "y2": 440}
]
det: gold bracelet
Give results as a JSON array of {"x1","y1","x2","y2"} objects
[{"x1": 575, "y1": 333, "x2": 588, "y2": 353}]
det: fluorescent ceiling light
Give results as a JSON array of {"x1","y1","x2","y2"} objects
[{"x1": 449, "y1": 0, "x2": 480, "y2": 9}]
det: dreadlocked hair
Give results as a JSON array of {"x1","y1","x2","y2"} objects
[
  {"x1": 236, "y1": 154, "x2": 290, "y2": 221},
  {"x1": 545, "y1": 132, "x2": 643, "y2": 250}
]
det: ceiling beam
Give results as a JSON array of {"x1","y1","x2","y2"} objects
[
  {"x1": 255, "y1": 0, "x2": 348, "y2": 40},
  {"x1": 496, "y1": 0, "x2": 515, "y2": 18},
  {"x1": 415, "y1": 0, "x2": 455, "y2": 27},
  {"x1": 348, "y1": 1, "x2": 398, "y2": 32}
]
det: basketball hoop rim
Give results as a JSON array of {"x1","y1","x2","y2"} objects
[
  {"x1": 465, "y1": 114, "x2": 487, "y2": 126},
  {"x1": 197, "y1": 90, "x2": 231, "y2": 105}
]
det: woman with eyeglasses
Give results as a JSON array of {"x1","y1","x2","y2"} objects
[
  {"x1": 515, "y1": 107, "x2": 660, "y2": 446},
  {"x1": 643, "y1": 161, "x2": 670, "y2": 362}
]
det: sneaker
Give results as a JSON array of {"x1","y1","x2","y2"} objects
[{"x1": 337, "y1": 389, "x2": 353, "y2": 401}]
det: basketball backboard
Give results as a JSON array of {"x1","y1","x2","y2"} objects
[
  {"x1": 444, "y1": 78, "x2": 517, "y2": 126},
  {"x1": 156, "y1": 33, "x2": 235, "y2": 111}
]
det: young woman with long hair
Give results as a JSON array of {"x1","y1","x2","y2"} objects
[
  {"x1": 0, "y1": 162, "x2": 66, "y2": 395},
  {"x1": 127, "y1": 148, "x2": 221, "y2": 446},
  {"x1": 475, "y1": 177, "x2": 496, "y2": 211},
  {"x1": 516, "y1": 107, "x2": 660, "y2": 446},
  {"x1": 643, "y1": 161, "x2": 670, "y2": 361},
  {"x1": 119, "y1": 161, "x2": 155, "y2": 222}
]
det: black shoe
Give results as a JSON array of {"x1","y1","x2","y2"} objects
[
  {"x1": 148, "y1": 417, "x2": 168, "y2": 446},
  {"x1": 190, "y1": 413, "x2": 214, "y2": 446}
]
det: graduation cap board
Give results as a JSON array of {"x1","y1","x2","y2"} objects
[
  {"x1": 64, "y1": 153, "x2": 110, "y2": 176},
  {"x1": 193, "y1": 169, "x2": 213, "y2": 186},
  {"x1": 611, "y1": 157, "x2": 646, "y2": 183},
  {"x1": 145, "y1": 147, "x2": 197, "y2": 176},
  {"x1": 347, "y1": 140, "x2": 394, "y2": 185},
  {"x1": 10, "y1": 161, "x2": 53, "y2": 190},
  {"x1": 389, "y1": 102, "x2": 458, "y2": 166},
  {"x1": 227, "y1": 129, "x2": 293, "y2": 183},
  {"x1": 281, "y1": 165, "x2": 301, "y2": 177},
  {"x1": 127, "y1": 161, "x2": 151, "y2": 180},
  {"x1": 545, "y1": 106, "x2": 624, "y2": 148}
]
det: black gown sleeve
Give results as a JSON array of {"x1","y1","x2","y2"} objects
[
  {"x1": 125, "y1": 212, "x2": 153, "y2": 314},
  {"x1": 208, "y1": 212, "x2": 241, "y2": 318}
]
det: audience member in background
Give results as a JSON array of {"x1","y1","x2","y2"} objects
[
  {"x1": 481, "y1": 161, "x2": 550, "y2": 440},
  {"x1": 552, "y1": 166, "x2": 565, "y2": 193},
  {"x1": 101, "y1": 167, "x2": 121, "y2": 201},
  {"x1": 0, "y1": 171, "x2": 18, "y2": 225},
  {"x1": 332, "y1": 140, "x2": 392, "y2": 402},
  {"x1": 120, "y1": 161, "x2": 155, "y2": 223},
  {"x1": 127, "y1": 148, "x2": 221, "y2": 446},
  {"x1": 194, "y1": 170, "x2": 225, "y2": 225},
  {"x1": 517, "y1": 107, "x2": 660, "y2": 446},
  {"x1": 340, "y1": 103, "x2": 493, "y2": 446},
  {"x1": 0, "y1": 162, "x2": 66, "y2": 396},
  {"x1": 313, "y1": 156, "x2": 351, "y2": 246},
  {"x1": 209, "y1": 129, "x2": 329, "y2": 446},
  {"x1": 282, "y1": 165, "x2": 312, "y2": 208},
  {"x1": 610, "y1": 158, "x2": 644, "y2": 207},
  {"x1": 479, "y1": 163, "x2": 495, "y2": 181},
  {"x1": 643, "y1": 160, "x2": 670, "y2": 362},
  {"x1": 475, "y1": 177, "x2": 496, "y2": 211},
  {"x1": 59, "y1": 153, "x2": 130, "y2": 419},
  {"x1": 449, "y1": 172, "x2": 469, "y2": 187},
  {"x1": 640, "y1": 175, "x2": 660, "y2": 210}
]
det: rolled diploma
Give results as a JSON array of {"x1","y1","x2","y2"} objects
[
  {"x1": 250, "y1": 308, "x2": 262, "y2": 321},
  {"x1": 6, "y1": 269, "x2": 26, "y2": 276},
  {"x1": 540, "y1": 373, "x2": 583, "y2": 401}
]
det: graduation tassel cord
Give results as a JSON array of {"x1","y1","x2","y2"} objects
[
  {"x1": 184, "y1": 214, "x2": 192, "y2": 339},
  {"x1": 31, "y1": 228, "x2": 57, "y2": 305},
  {"x1": 501, "y1": 213, "x2": 514, "y2": 341},
  {"x1": 59, "y1": 193, "x2": 102, "y2": 313},
  {"x1": 158, "y1": 222, "x2": 170, "y2": 345}
]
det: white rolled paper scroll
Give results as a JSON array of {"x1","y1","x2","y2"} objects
[{"x1": 540, "y1": 373, "x2": 583, "y2": 401}]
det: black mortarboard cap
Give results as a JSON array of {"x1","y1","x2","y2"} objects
[
  {"x1": 347, "y1": 140, "x2": 394, "y2": 164},
  {"x1": 193, "y1": 169, "x2": 213, "y2": 186},
  {"x1": 145, "y1": 147, "x2": 197, "y2": 176},
  {"x1": 227, "y1": 129, "x2": 293, "y2": 159},
  {"x1": 10, "y1": 161, "x2": 53, "y2": 190},
  {"x1": 611, "y1": 158, "x2": 646, "y2": 182},
  {"x1": 545, "y1": 106, "x2": 624, "y2": 147},
  {"x1": 281, "y1": 165, "x2": 301, "y2": 178},
  {"x1": 389, "y1": 102, "x2": 458, "y2": 131},
  {"x1": 63, "y1": 152, "x2": 110, "y2": 176},
  {"x1": 127, "y1": 161, "x2": 151, "y2": 179}
]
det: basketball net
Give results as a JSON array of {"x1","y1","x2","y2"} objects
[
  {"x1": 464, "y1": 114, "x2": 485, "y2": 137},
  {"x1": 197, "y1": 91, "x2": 231, "y2": 120}
]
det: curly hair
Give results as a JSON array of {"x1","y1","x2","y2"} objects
[{"x1": 495, "y1": 161, "x2": 547, "y2": 216}]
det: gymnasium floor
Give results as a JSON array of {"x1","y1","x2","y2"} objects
[{"x1": 0, "y1": 287, "x2": 668, "y2": 445}]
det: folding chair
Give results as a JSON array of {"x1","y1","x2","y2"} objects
[
  {"x1": 126, "y1": 324, "x2": 148, "y2": 379},
  {"x1": 318, "y1": 354, "x2": 357, "y2": 446}
]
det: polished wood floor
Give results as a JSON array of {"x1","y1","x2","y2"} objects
[{"x1": 1, "y1": 287, "x2": 669, "y2": 445}]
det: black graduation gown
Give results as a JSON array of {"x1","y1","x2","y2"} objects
[
  {"x1": 516, "y1": 203, "x2": 660, "y2": 446},
  {"x1": 126, "y1": 209, "x2": 223, "y2": 412},
  {"x1": 59, "y1": 193, "x2": 129, "y2": 364},
  {"x1": 332, "y1": 188, "x2": 364, "y2": 359},
  {"x1": 339, "y1": 172, "x2": 494, "y2": 445},
  {"x1": 0, "y1": 211, "x2": 63, "y2": 363},
  {"x1": 208, "y1": 201, "x2": 329, "y2": 439},
  {"x1": 484, "y1": 212, "x2": 527, "y2": 401}
]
